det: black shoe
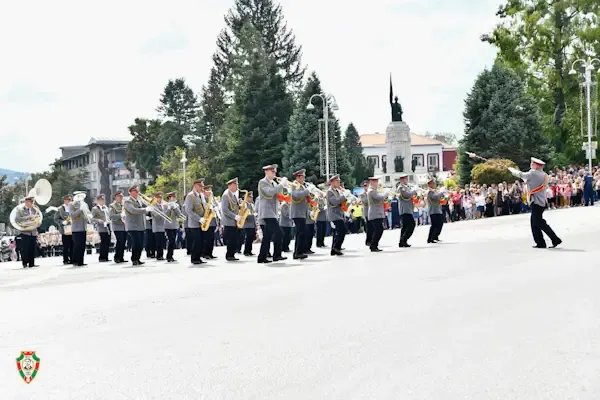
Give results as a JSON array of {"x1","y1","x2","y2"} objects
[
  {"x1": 167, "y1": 258, "x2": 176, "y2": 262},
  {"x1": 226, "y1": 256, "x2": 239, "y2": 261},
  {"x1": 306, "y1": 250, "x2": 315, "y2": 254},
  {"x1": 156, "y1": 257, "x2": 165, "y2": 261},
  {"x1": 532, "y1": 244, "x2": 547, "y2": 249},
  {"x1": 550, "y1": 239, "x2": 562, "y2": 248},
  {"x1": 191, "y1": 260, "x2": 205, "y2": 265},
  {"x1": 370, "y1": 248, "x2": 382, "y2": 252},
  {"x1": 293, "y1": 254, "x2": 307, "y2": 260},
  {"x1": 267, "y1": 253, "x2": 272, "y2": 258},
  {"x1": 258, "y1": 258, "x2": 272, "y2": 264},
  {"x1": 330, "y1": 248, "x2": 343, "y2": 256},
  {"x1": 63, "y1": 261, "x2": 70, "y2": 265},
  {"x1": 399, "y1": 242, "x2": 411, "y2": 248},
  {"x1": 273, "y1": 256, "x2": 287, "y2": 262}
]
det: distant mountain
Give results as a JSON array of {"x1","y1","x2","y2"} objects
[{"x1": 0, "y1": 169, "x2": 29, "y2": 184}]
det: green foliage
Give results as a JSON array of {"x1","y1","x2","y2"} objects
[
  {"x1": 342, "y1": 122, "x2": 372, "y2": 184},
  {"x1": 444, "y1": 178, "x2": 458, "y2": 190},
  {"x1": 146, "y1": 147, "x2": 208, "y2": 196},
  {"x1": 126, "y1": 118, "x2": 163, "y2": 180},
  {"x1": 332, "y1": 118, "x2": 355, "y2": 188},
  {"x1": 471, "y1": 159, "x2": 516, "y2": 186}
]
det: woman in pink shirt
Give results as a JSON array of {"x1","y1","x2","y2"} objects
[{"x1": 561, "y1": 177, "x2": 572, "y2": 207}]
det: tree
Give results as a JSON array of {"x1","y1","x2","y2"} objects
[
  {"x1": 146, "y1": 147, "x2": 208, "y2": 196},
  {"x1": 342, "y1": 122, "x2": 373, "y2": 184},
  {"x1": 331, "y1": 118, "x2": 355, "y2": 188},
  {"x1": 157, "y1": 78, "x2": 199, "y2": 149},
  {"x1": 424, "y1": 132, "x2": 458, "y2": 145},
  {"x1": 482, "y1": 0, "x2": 600, "y2": 159},
  {"x1": 459, "y1": 64, "x2": 552, "y2": 184},
  {"x1": 126, "y1": 118, "x2": 164, "y2": 180},
  {"x1": 471, "y1": 159, "x2": 516, "y2": 186}
]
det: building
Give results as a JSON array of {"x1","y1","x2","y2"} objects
[
  {"x1": 59, "y1": 137, "x2": 150, "y2": 198},
  {"x1": 360, "y1": 132, "x2": 457, "y2": 185}
]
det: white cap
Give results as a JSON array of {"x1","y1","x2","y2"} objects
[
  {"x1": 530, "y1": 157, "x2": 545, "y2": 166},
  {"x1": 398, "y1": 173, "x2": 409, "y2": 178}
]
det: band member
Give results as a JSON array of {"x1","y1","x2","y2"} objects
[
  {"x1": 182, "y1": 195, "x2": 193, "y2": 255},
  {"x1": 15, "y1": 196, "x2": 40, "y2": 268},
  {"x1": 426, "y1": 178, "x2": 444, "y2": 243},
  {"x1": 305, "y1": 205, "x2": 315, "y2": 254},
  {"x1": 397, "y1": 173, "x2": 417, "y2": 247},
  {"x1": 279, "y1": 193, "x2": 293, "y2": 252},
  {"x1": 290, "y1": 169, "x2": 310, "y2": 260},
  {"x1": 145, "y1": 208, "x2": 155, "y2": 259},
  {"x1": 202, "y1": 186, "x2": 218, "y2": 259},
  {"x1": 54, "y1": 194, "x2": 73, "y2": 265},
  {"x1": 255, "y1": 195, "x2": 272, "y2": 258},
  {"x1": 109, "y1": 192, "x2": 127, "y2": 263},
  {"x1": 358, "y1": 181, "x2": 372, "y2": 247},
  {"x1": 509, "y1": 157, "x2": 562, "y2": 248},
  {"x1": 367, "y1": 177, "x2": 388, "y2": 252},
  {"x1": 241, "y1": 192, "x2": 256, "y2": 256},
  {"x1": 163, "y1": 192, "x2": 181, "y2": 262},
  {"x1": 124, "y1": 185, "x2": 147, "y2": 265},
  {"x1": 326, "y1": 175, "x2": 347, "y2": 256},
  {"x1": 257, "y1": 164, "x2": 287, "y2": 263},
  {"x1": 92, "y1": 194, "x2": 111, "y2": 262},
  {"x1": 220, "y1": 177, "x2": 242, "y2": 261},
  {"x1": 150, "y1": 192, "x2": 167, "y2": 261},
  {"x1": 184, "y1": 179, "x2": 207, "y2": 265},
  {"x1": 315, "y1": 190, "x2": 327, "y2": 247},
  {"x1": 70, "y1": 191, "x2": 88, "y2": 266}
]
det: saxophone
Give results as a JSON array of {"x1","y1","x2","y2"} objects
[
  {"x1": 200, "y1": 191, "x2": 215, "y2": 231},
  {"x1": 236, "y1": 190, "x2": 250, "y2": 229}
]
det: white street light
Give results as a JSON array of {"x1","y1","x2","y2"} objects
[
  {"x1": 181, "y1": 151, "x2": 188, "y2": 195},
  {"x1": 570, "y1": 57, "x2": 600, "y2": 170},
  {"x1": 307, "y1": 93, "x2": 338, "y2": 181}
]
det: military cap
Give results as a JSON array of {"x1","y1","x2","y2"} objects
[
  {"x1": 248, "y1": 191, "x2": 253, "y2": 197},
  {"x1": 96, "y1": 194, "x2": 105, "y2": 200},
  {"x1": 128, "y1": 185, "x2": 138, "y2": 193},
  {"x1": 73, "y1": 190, "x2": 86, "y2": 195},
  {"x1": 328, "y1": 174, "x2": 340, "y2": 182},
  {"x1": 193, "y1": 179, "x2": 205, "y2": 186},
  {"x1": 153, "y1": 191, "x2": 163, "y2": 197},
  {"x1": 368, "y1": 176, "x2": 380, "y2": 181},
  {"x1": 114, "y1": 191, "x2": 123, "y2": 197},
  {"x1": 531, "y1": 157, "x2": 545, "y2": 166},
  {"x1": 203, "y1": 185, "x2": 213, "y2": 189},
  {"x1": 63, "y1": 194, "x2": 73, "y2": 200},
  {"x1": 262, "y1": 164, "x2": 278, "y2": 170},
  {"x1": 24, "y1": 196, "x2": 34, "y2": 201},
  {"x1": 398, "y1": 173, "x2": 409, "y2": 178},
  {"x1": 166, "y1": 191, "x2": 177, "y2": 198},
  {"x1": 293, "y1": 169, "x2": 306, "y2": 176},
  {"x1": 227, "y1": 177, "x2": 238, "y2": 185},
  {"x1": 427, "y1": 177, "x2": 435, "y2": 184},
  {"x1": 361, "y1": 180, "x2": 368, "y2": 186}
]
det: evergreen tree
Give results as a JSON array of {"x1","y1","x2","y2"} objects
[
  {"x1": 156, "y1": 78, "x2": 199, "y2": 149},
  {"x1": 459, "y1": 64, "x2": 552, "y2": 184},
  {"x1": 126, "y1": 118, "x2": 164, "y2": 180},
  {"x1": 342, "y1": 122, "x2": 372, "y2": 184}
]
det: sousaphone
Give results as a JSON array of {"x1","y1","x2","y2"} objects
[{"x1": 10, "y1": 179, "x2": 53, "y2": 232}]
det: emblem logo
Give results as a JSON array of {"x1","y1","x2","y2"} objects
[{"x1": 16, "y1": 351, "x2": 40, "y2": 384}]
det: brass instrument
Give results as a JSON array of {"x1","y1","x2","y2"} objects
[
  {"x1": 71, "y1": 192, "x2": 94, "y2": 227},
  {"x1": 200, "y1": 190, "x2": 215, "y2": 231},
  {"x1": 274, "y1": 177, "x2": 292, "y2": 190},
  {"x1": 236, "y1": 190, "x2": 250, "y2": 228},
  {"x1": 139, "y1": 193, "x2": 173, "y2": 223},
  {"x1": 10, "y1": 179, "x2": 52, "y2": 232}
]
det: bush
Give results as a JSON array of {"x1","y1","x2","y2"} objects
[
  {"x1": 471, "y1": 159, "x2": 516, "y2": 185},
  {"x1": 444, "y1": 178, "x2": 458, "y2": 190}
]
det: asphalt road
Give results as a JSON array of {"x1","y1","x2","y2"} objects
[{"x1": 1, "y1": 206, "x2": 599, "y2": 400}]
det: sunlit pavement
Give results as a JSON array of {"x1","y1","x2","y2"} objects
[{"x1": 1, "y1": 206, "x2": 599, "y2": 399}]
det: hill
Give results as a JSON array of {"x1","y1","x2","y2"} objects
[{"x1": 0, "y1": 169, "x2": 29, "y2": 184}]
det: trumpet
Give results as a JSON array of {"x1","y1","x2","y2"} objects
[
  {"x1": 397, "y1": 183, "x2": 428, "y2": 196},
  {"x1": 274, "y1": 177, "x2": 292, "y2": 189},
  {"x1": 139, "y1": 193, "x2": 173, "y2": 223}
]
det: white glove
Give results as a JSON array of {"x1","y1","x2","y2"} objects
[
  {"x1": 62, "y1": 221, "x2": 68, "y2": 226},
  {"x1": 145, "y1": 216, "x2": 151, "y2": 220},
  {"x1": 383, "y1": 189, "x2": 391, "y2": 197},
  {"x1": 508, "y1": 167, "x2": 517, "y2": 174},
  {"x1": 103, "y1": 222, "x2": 108, "y2": 228},
  {"x1": 279, "y1": 177, "x2": 288, "y2": 187},
  {"x1": 234, "y1": 215, "x2": 242, "y2": 222},
  {"x1": 199, "y1": 217, "x2": 205, "y2": 224},
  {"x1": 330, "y1": 222, "x2": 335, "y2": 229}
]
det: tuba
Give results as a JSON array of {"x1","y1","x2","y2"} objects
[
  {"x1": 236, "y1": 190, "x2": 250, "y2": 228},
  {"x1": 201, "y1": 190, "x2": 215, "y2": 231},
  {"x1": 10, "y1": 179, "x2": 52, "y2": 232}
]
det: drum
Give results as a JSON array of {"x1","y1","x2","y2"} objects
[{"x1": 63, "y1": 225, "x2": 72, "y2": 235}]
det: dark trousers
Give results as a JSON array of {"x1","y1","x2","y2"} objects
[
  {"x1": 99, "y1": 232, "x2": 110, "y2": 261},
  {"x1": 19, "y1": 234, "x2": 36, "y2": 267},
  {"x1": 223, "y1": 226, "x2": 239, "y2": 258},
  {"x1": 428, "y1": 214, "x2": 443, "y2": 242},
  {"x1": 365, "y1": 218, "x2": 373, "y2": 245},
  {"x1": 145, "y1": 229, "x2": 155, "y2": 258},
  {"x1": 185, "y1": 228, "x2": 193, "y2": 255},
  {"x1": 166, "y1": 229, "x2": 177, "y2": 260},
  {"x1": 61, "y1": 234, "x2": 73, "y2": 263},
  {"x1": 370, "y1": 218, "x2": 384, "y2": 250},
  {"x1": 281, "y1": 227, "x2": 292, "y2": 251},
  {"x1": 128, "y1": 231, "x2": 144, "y2": 262},
  {"x1": 154, "y1": 232, "x2": 165, "y2": 259},
  {"x1": 259, "y1": 218, "x2": 283, "y2": 261},
  {"x1": 584, "y1": 189, "x2": 594, "y2": 206},
  {"x1": 203, "y1": 226, "x2": 215, "y2": 257},
  {"x1": 114, "y1": 231, "x2": 126, "y2": 261},
  {"x1": 293, "y1": 218, "x2": 307, "y2": 256},
  {"x1": 400, "y1": 214, "x2": 416, "y2": 244},
  {"x1": 191, "y1": 228, "x2": 204, "y2": 262},
  {"x1": 306, "y1": 223, "x2": 315, "y2": 251},
  {"x1": 531, "y1": 204, "x2": 560, "y2": 247},
  {"x1": 332, "y1": 219, "x2": 346, "y2": 250},
  {"x1": 244, "y1": 227, "x2": 255, "y2": 254},
  {"x1": 72, "y1": 231, "x2": 86, "y2": 265},
  {"x1": 316, "y1": 221, "x2": 326, "y2": 247}
]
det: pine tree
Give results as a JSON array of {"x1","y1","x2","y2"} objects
[
  {"x1": 126, "y1": 118, "x2": 164, "y2": 180},
  {"x1": 156, "y1": 78, "x2": 199, "y2": 148},
  {"x1": 342, "y1": 122, "x2": 372, "y2": 184}
]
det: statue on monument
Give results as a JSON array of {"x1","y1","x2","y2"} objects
[{"x1": 389, "y1": 74, "x2": 403, "y2": 122}]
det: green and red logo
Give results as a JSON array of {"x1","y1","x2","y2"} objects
[{"x1": 16, "y1": 351, "x2": 40, "y2": 384}]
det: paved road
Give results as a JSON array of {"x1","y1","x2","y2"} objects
[{"x1": 1, "y1": 206, "x2": 599, "y2": 400}]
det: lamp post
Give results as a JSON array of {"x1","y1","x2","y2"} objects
[
  {"x1": 307, "y1": 93, "x2": 339, "y2": 181},
  {"x1": 25, "y1": 175, "x2": 32, "y2": 197},
  {"x1": 181, "y1": 151, "x2": 188, "y2": 195},
  {"x1": 569, "y1": 57, "x2": 600, "y2": 170}
]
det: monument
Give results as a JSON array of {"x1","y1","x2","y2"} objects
[{"x1": 386, "y1": 74, "x2": 411, "y2": 176}]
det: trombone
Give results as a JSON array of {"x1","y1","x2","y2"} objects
[{"x1": 139, "y1": 193, "x2": 173, "y2": 223}]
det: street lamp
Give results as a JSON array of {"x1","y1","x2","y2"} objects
[
  {"x1": 307, "y1": 93, "x2": 339, "y2": 181},
  {"x1": 181, "y1": 151, "x2": 188, "y2": 195},
  {"x1": 569, "y1": 57, "x2": 600, "y2": 170},
  {"x1": 25, "y1": 175, "x2": 32, "y2": 197}
]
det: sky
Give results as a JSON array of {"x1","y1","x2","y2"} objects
[{"x1": 0, "y1": 0, "x2": 502, "y2": 173}]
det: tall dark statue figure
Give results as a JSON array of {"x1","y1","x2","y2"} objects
[{"x1": 389, "y1": 74, "x2": 403, "y2": 122}]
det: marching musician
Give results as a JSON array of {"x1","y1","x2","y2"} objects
[
  {"x1": 53, "y1": 194, "x2": 73, "y2": 265},
  {"x1": 70, "y1": 191, "x2": 88, "y2": 267},
  {"x1": 164, "y1": 192, "x2": 182, "y2": 262},
  {"x1": 305, "y1": 203, "x2": 315, "y2": 254},
  {"x1": 426, "y1": 178, "x2": 444, "y2": 243},
  {"x1": 220, "y1": 177, "x2": 242, "y2": 261},
  {"x1": 257, "y1": 164, "x2": 287, "y2": 264},
  {"x1": 255, "y1": 195, "x2": 272, "y2": 258},
  {"x1": 184, "y1": 179, "x2": 207, "y2": 265},
  {"x1": 109, "y1": 192, "x2": 127, "y2": 263},
  {"x1": 367, "y1": 176, "x2": 388, "y2": 252},
  {"x1": 509, "y1": 157, "x2": 562, "y2": 248},
  {"x1": 124, "y1": 185, "x2": 147, "y2": 266},
  {"x1": 242, "y1": 192, "x2": 256, "y2": 256},
  {"x1": 15, "y1": 196, "x2": 40, "y2": 268},
  {"x1": 397, "y1": 173, "x2": 417, "y2": 247},
  {"x1": 279, "y1": 191, "x2": 293, "y2": 253},
  {"x1": 91, "y1": 194, "x2": 111, "y2": 262},
  {"x1": 150, "y1": 192, "x2": 167, "y2": 261},
  {"x1": 315, "y1": 188, "x2": 327, "y2": 248},
  {"x1": 202, "y1": 185, "x2": 218, "y2": 260},
  {"x1": 359, "y1": 180, "x2": 372, "y2": 247},
  {"x1": 326, "y1": 175, "x2": 347, "y2": 256},
  {"x1": 290, "y1": 169, "x2": 310, "y2": 260},
  {"x1": 182, "y1": 195, "x2": 193, "y2": 256}
]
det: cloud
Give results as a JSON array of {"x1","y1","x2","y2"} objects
[
  {"x1": 0, "y1": 83, "x2": 58, "y2": 103},
  {"x1": 139, "y1": 26, "x2": 190, "y2": 56}
]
